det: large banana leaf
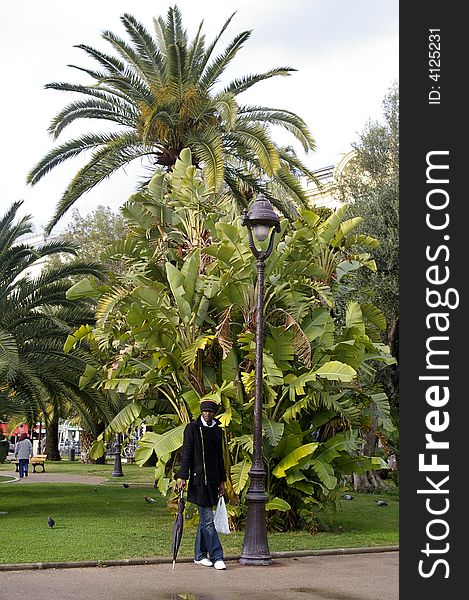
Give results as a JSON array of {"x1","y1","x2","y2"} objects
[
  {"x1": 180, "y1": 249, "x2": 200, "y2": 305},
  {"x1": 265, "y1": 326, "x2": 294, "y2": 367},
  {"x1": 336, "y1": 259, "x2": 363, "y2": 282},
  {"x1": 78, "y1": 364, "x2": 97, "y2": 389},
  {"x1": 311, "y1": 457, "x2": 337, "y2": 490},
  {"x1": 317, "y1": 204, "x2": 349, "y2": 244},
  {"x1": 330, "y1": 217, "x2": 363, "y2": 248},
  {"x1": 302, "y1": 308, "x2": 335, "y2": 346},
  {"x1": 345, "y1": 301, "x2": 365, "y2": 334},
  {"x1": 265, "y1": 497, "x2": 291, "y2": 512},
  {"x1": 282, "y1": 394, "x2": 314, "y2": 422},
  {"x1": 100, "y1": 402, "x2": 143, "y2": 442},
  {"x1": 315, "y1": 432, "x2": 360, "y2": 462},
  {"x1": 103, "y1": 378, "x2": 146, "y2": 395},
  {"x1": 360, "y1": 303, "x2": 386, "y2": 331},
  {"x1": 66, "y1": 277, "x2": 104, "y2": 300},
  {"x1": 345, "y1": 233, "x2": 380, "y2": 248},
  {"x1": 272, "y1": 442, "x2": 318, "y2": 478},
  {"x1": 135, "y1": 425, "x2": 185, "y2": 466},
  {"x1": 262, "y1": 418, "x2": 284, "y2": 446},
  {"x1": 231, "y1": 458, "x2": 252, "y2": 494},
  {"x1": 180, "y1": 335, "x2": 215, "y2": 368},
  {"x1": 165, "y1": 263, "x2": 192, "y2": 323},
  {"x1": 63, "y1": 324, "x2": 93, "y2": 352},
  {"x1": 230, "y1": 434, "x2": 253, "y2": 454},
  {"x1": 314, "y1": 361, "x2": 356, "y2": 382},
  {"x1": 131, "y1": 284, "x2": 167, "y2": 308},
  {"x1": 370, "y1": 392, "x2": 395, "y2": 433}
]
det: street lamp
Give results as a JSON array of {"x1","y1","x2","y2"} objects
[
  {"x1": 239, "y1": 195, "x2": 281, "y2": 566},
  {"x1": 112, "y1": 433, "x2": 124, "y2": 477}
]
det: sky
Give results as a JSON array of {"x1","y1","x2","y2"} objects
[{"x1": 0, "y1": 0, "x2": 398, "y2": 234}]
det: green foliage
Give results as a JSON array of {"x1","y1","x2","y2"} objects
[
  {"x1": 335, "y1": 81, "x2": 399, "y2": 425},
  {"x1": 336, "y1": 82, "x2": 398, "y2": 334},
  {"x1": 0, "y1": 201, "x2": 110, "y2": 435},
  {"x1": 66, "y1": 150, "x2": 396, "y2": 531}
]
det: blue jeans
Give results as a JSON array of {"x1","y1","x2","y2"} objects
[
  {"x1": 18, "y1": 459, "x2": 29, "y2": 478},
  {"x1": 194, "y1": 505, "x2": 223, "y2": 563}
]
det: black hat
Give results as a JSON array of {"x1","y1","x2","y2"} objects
[{"x1": 199, "y1": 400, "x2": 219, "y2": 413}]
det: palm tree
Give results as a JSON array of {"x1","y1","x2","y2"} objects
[
  {"x1": 0, "y1": 201, "x2": 110, "y2": 458},
  {"x1": 27, "y1": 5, "x2": 317, "y2": 233}
]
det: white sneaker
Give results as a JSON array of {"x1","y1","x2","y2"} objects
[
  {"x1": 194, "y1": 558, "x2": 213, "y2": 567},
  {"x1": 213, "y1": 560, "x2": 226, "y2": 570}
]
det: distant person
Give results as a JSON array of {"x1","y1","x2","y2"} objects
[
  {"x1": 0, "y1": 433, "x2": 9, "y2": 463},
  {"x1": 14, "y1": 433, "x2": 33, "y2": 478},
  {"x1": 176, "y1": 399, "x2": 227, "y2": 570}
]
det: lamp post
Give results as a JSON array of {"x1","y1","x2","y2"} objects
[
  {"x1": 112, "y1": 433, "x2": 124, "y2": 477},
  {"x1": 239, "y1": 195, "x2": 281, "y2": 566}
]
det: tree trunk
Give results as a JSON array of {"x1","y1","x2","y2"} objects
[
  {"x1": 44, "y1": 417, "x2": 61, "y2": 461},
  {"x1": 80, "y1": 422, "x2": 106, "y2": 464},
  {"x1": 80, "y1": 430, "x2": 97, "y2": 464},
  {"x1": 353, "y1": 408, "x2": 387, "y2": 492}
]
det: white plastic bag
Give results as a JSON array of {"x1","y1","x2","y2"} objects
[{"x1": 213, "y1": 496, "x2": 230, "y2": 534}]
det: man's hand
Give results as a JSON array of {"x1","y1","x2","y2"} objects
[
  {"x1": 219, "y1": 481, "x2": 225, "y2": 496},
  {"x1": 176, "y1": 479, "x2": 187, "y2": 492}
]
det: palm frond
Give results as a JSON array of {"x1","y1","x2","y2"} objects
[
  {"x1": 102, "y1": 29, "x2": 160, "y2": 84},
  {"x1": 74, "y1": 44, "x2": 128, "y2": 76},
  {"x1": 48, "y1": 99, "x2": 138, "y2": 139},
  {"x1": 238, "y1": 106, "x2": 315, "y2": 152},
  {"x1": 187, "y1": 128, "x2": 224, "y2": 192},
  {"x1": 199, "y1": 31, "x2": 251, "y2": 92},
  {"x1": 27, "y1": 132, "x2": 122, "y2": 185},
  {"x1": 195, "y1": 12, "x2": 237, "y2": 78},
  {"x1": 46, "y1": 135, "x2": 154, "y2": 232},
  {"x1": 227, "y1": 123, "x2": 280, "y2": 176},
  {"x1": 224, "y1": 68, "x2": 295, "y2": 96},
  {"x1": 121, "y1": 13, "x2": 166, "y2": 80},
  {"x1": 45, "y1": 81, "x2": 134, "y2": 105}
]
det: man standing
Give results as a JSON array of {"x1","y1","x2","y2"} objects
[
  {"x1": 14, "y1": 432, "x2": 33, "y2": 478},
  {"x1": 176, "y1": 399, "x2": 227, "y2": 570}
]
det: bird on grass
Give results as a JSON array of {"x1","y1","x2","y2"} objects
[
  {"x1": 376, "y1": 500, "x2": 388, "y2": 507},
  {"x1": 342, "y1": 494, "x2": 354, "y2": 500},
  {"x1": 144, "y1": 495, "x2": 155, "y2": 503},
  {"x1": 47, "y1": 516, "x2": 55, "y2": 528},
  {"x1": 123, "y1": 483, "x2": 130, "y2": 488}
]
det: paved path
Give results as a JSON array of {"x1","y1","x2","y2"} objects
[
  {"x1": 0, "y1": 551, "x2": 398, "y2": 600},
  {"x1": 0, "y1": 469, "x2": 106, "y2": 485}
]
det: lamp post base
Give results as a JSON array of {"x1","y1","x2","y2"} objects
[
  {"x1": 239, "y1": 553, "x2": 272, "y2": 565},
  {"x1": 239, "y1": 483, "x2": 272, "y2": 565},
  {"x1": 112, "y1": 455, "x2": 124, "y2": 477},
  {"x1": 112, "y1": 434, "x2": 124, "y2": 477}
]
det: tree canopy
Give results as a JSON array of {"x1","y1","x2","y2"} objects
[{"x1": 28, "y1": 5, "x2": 317, "y2": 233}]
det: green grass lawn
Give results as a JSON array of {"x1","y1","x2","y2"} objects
[{"x1": 0, "y1": 470, "x2": 398, "y2": 564}]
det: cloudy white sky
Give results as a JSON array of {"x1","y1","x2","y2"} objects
[{"x1": 0, "y1": 0, "x2": 398, "y2": 234}]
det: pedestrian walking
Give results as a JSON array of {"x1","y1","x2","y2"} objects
[
  {"x1": 176, "y1": 399, "x2": 227, "y2": 570},
  {"x1": 14, "y1": 433, "x2": 33, "y2": 478}
]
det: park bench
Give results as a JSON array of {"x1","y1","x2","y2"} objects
[{"x1": 14, "y1": 454, "x2": 48, "y2": 473}]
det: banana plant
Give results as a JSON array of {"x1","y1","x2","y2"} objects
[{"x1": 64, "y1": 149, "x2": 396, "y2": 529}]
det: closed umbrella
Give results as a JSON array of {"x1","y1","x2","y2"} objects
[{"x1": 171, "y1": 491, "x2": 186, "y2": 570}]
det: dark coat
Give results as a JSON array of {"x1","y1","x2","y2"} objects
[{"x1": 176, "y1": 416, "x2": 226, "y2": 507}]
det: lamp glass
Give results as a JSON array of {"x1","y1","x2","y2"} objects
[{"x1": 253, "y1": 224, "x2": 270, "y2": 242}]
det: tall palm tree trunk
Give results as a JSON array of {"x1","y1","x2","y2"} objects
[{"x1": 45, "y1": 416, "x2": 61, "y2": 461}]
